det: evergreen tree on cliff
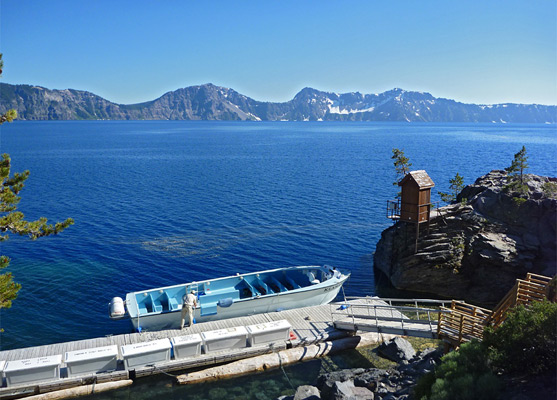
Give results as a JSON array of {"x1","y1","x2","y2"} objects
[
  {"x1": 439, "y1": 173, "x2": 465, "y2": 204},
  {"x1": 392, "y1": 148, "x2": 412, "y2": 198},
  {"x1": 505, "y1": 146, "x2": 529, "y2": 190},
  {"x1": 0, "y1": 54, "x2": 74, "y2": 310}
]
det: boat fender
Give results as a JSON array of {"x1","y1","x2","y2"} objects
[
  {"x1": 109, "y1": 297, "x2": 125, "y2": 319},
  {"x1": 218, "y1": 298, "x2": 234, "y2": 308}
]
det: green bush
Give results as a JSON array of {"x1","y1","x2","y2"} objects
[
  {"x1": 413, "y1": 371, "x2": 435, "y2": 399},
  {"x1": 415, "y1": 341, "x2": 501, "y2": 400},
  {"x1": 483, "y1": 300, "x2": 557, "y2": 375},
  {"x1": 417, "y1": 300, "x2": 557, "y2": 399}
]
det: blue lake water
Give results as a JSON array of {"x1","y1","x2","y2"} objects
[{"x1": 1, "y1": 121, "x2": 556, "y2": 351}]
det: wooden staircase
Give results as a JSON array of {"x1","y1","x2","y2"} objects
[
  {"x1": 488, "y1": 273, "x2": 553, "y2": 328},
  {"x1": 437, "y1": 273, "x2": 554, "y2": 347}
]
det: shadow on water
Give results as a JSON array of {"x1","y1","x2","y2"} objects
[{"x1": 80, "y1": 348, "x2": 380, "y2": 400}]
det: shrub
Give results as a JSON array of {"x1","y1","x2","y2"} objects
[
  {"x1": 483, "y1": 300, "x2": 557, "y2": 375},
  {"x1": 415, "y1": 341, "x2": 501, "y2": 400},
  {"x1": 413, "y1": 371, "x2": 435, "y2": 399},
  {"x1": 512, "y1": 196, "x2": 527, "y2": 207},
  {"x1": 416, "y1": 300, "x2": 557, "y2": 399}
]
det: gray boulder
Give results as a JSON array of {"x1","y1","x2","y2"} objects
[
  {"x1": 294, "y1": 385, "x2": 321, "y2": 400},
  {"x1": 331, "y1": 380, "x2": 374, "y2": 400},
  {"x1": 316, "y1": 368, "x2": 366, "y2": 399},
  {"x1": 377, "y1": 337, "x2": 416, "y2": 362},
  {"x1": 353, "y1": 368, "x2": 389, "y2": 390}
]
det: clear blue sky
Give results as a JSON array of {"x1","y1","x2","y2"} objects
[{"x1": 1, "y1": 0, "x2": 556, "y2": 105}]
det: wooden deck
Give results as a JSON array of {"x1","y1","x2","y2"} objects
[{"x1": 0, "y1": 303, "x2": 345, "y2": 363}]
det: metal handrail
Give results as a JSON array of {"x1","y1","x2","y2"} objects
[
  {"x1": 386, "y1": 200, "x2": 441, "y2": 219},
  {"x1": 331, "y1": 299, "x2": 445, "y2": 340},
  {"x1": 343, "y1": 296, "x2": 456, "y2": 306},
  {"x1": 333, "y1": 303, "x2": 450, "y2": 314}
]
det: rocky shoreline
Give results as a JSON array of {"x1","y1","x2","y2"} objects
[
  {"x1": 373, "y1": 171, "x2": 556, "y2": 306},
  {"x1": 278, "y1": 337, "x2": 441, "y2": 400}
]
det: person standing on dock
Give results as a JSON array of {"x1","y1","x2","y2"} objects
[{"x1": 181, "y1": 290, "x2": 198, "y2": 329}]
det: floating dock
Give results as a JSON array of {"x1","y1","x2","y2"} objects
[{"x1": 0, "y1": 298, "x2": 432, "y2": 399}]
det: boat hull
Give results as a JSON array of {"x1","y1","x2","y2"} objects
[{"x1": 122, "y1": 266, "x2": 349, "y2": 332}]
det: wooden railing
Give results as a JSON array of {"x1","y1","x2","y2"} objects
[
  {"x1": 488, "y1": 273, "x2": 552, "y2": 328},
  {"x1": 437, "y1": 301, "x2": 492, "y2": 345},
  {"x1": 386, "y1": 199, "x2": 441, "y2": 222},
  {"x1": 437, "y1": 273, "x2": 553, "y2": 347}
]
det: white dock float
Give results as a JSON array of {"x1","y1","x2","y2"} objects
[
  {"x1": 4, "y1": 355, "x2": 62, "y2": 387},
  {"x1": 170, "y1": 334, "x2": 203, "y2": 359},
  {"x1": 201, "y1": 326, "x2": 248, "y2": 353},
  {"x1": 246, "y1": 319, "x2": 291, "y2": 346},
  {"x1": 121, "y1": 339, "x2": 171, "y2": 370},
  {"x1": 65, "y1": 345, "x2": 119, "y2": 377}
]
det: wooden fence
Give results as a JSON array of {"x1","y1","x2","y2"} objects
[{"x1": 437, "y1": 273, "x2": 554, "y2": 347}]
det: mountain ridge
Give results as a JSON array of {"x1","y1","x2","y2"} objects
[{"x1": 1, "y1": 82, "x2": 555, "y2": 123}]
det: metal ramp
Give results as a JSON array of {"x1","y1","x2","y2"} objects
[
  {"x1": 332, "y1": 297, "x2": 454, "y2": 339},
  {"x1": 335, "y1": 273, "x2": 554, "y2": 348}
]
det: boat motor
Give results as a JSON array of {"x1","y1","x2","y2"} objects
[{"x1": 109, "y1": 297, "x2": 126, "y2": 320}]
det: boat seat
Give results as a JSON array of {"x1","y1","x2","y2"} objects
[
  {"x1": 239, "y1": 280, "x2": 260, "y2": 297},
  {"x1": 168, "y1": 295, "x2": 179, "y2": 311},
  {"x1": 136, "y1": 293, "x2": 154, "y2": 314},
  {"x1": 286, "y1": 276, "x2": 301, "y2": 290},
  {"x1": 266, "y1": 277, "x2": 288, "y2": 293},
  {"x1": 254, "y1": 278, "x2": 272, "y2": 295},
  {"x1": 200, "y1": 290, "x2": 239, "y2": 305},
  {"x1": 138, "y1": 304, "x2": 148, "y2": 315},
  {"x1": 150, "y1": 294, "x2": 163, "y2": 313}
]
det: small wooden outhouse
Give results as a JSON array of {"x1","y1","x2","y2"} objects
[{"x1": 398, "y1": 170, "x2": 435, "y2": 224}]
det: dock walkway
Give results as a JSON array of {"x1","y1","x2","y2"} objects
[
  {"x1": 0, "y1": 298, "x2": 424, "y2": 398},
  {"x1": 332, "y1": 296, "x2": 451, "y2": 338},
  {"x1": 0, "y1": 302, "x2": 344, "y2": 362}
]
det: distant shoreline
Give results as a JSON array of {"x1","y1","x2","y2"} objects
[{"x1": 2, "y1": 83, "x2": 556, "y2": 123}]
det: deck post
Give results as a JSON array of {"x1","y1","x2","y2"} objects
[
  {"x1": 458, "y1": 314, "x2": 464, "y2": 344},
  {"x1": 436, "y1": 311, "x2": 442, "y2": 338}
]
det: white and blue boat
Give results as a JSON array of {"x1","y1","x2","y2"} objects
[{"x1": 109, "y1": 265, "x2": 350, "y2": 332}]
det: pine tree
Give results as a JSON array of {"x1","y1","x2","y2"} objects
[
  {"x1": 392, "y1": 148, "x2": 412, "y2": 198},
  {"x1": 0, "y1": 54, "x2": 74, "y2": 310},
  {"x1": 439, "y1": 173, "x2": 465, "y2": 204},
  {"x1": 505, "y1": 146, "x2": 529, "y2": 193}
]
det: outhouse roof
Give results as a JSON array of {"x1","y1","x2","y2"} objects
[{"x1": 399, "y1": 170, "x2": 435, "y2": 188}]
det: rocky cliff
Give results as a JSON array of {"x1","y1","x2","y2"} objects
[
  {"x1": 374, "y1": 171, "x2": 557, "y2": 306},
  {"x1": 2, "y1": 83, "x2": 556, "y2": 123}
]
